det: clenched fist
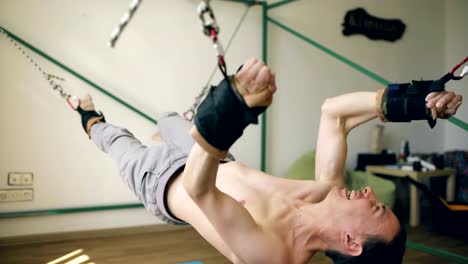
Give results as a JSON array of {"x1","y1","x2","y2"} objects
[{"x1": 233, "y1": 58, "x2": 277, "y2": 108}]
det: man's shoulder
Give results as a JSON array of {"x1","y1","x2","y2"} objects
[
  {"x1": 245, "y1": 235, "x2": 314, "y2": 264},
  {"x1": 240, "y1": 234, "x2": 293, "y2": 264}
]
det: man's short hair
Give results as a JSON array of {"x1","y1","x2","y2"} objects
[{"x1": 325, "y1": 227, "x2": 407, "y2": 264}]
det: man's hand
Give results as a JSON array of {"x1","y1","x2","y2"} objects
[
  {"x1": 234, "y1": 58, "x2": 277, "y2": 108},
  {"x1": 77, "y1": 94, "x2": 105, "y2": 138},
  {"x1": 426, "y1": 91, "x2": 463, "y2": 119}
]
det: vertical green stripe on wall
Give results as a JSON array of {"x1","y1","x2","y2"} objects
[{"x1": 261, "y1": 2, "x2": 268, "y2": 172}]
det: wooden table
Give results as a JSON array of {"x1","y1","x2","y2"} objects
[{"x1": 366, "y1": 165, "x2": 456, "y2": 227}]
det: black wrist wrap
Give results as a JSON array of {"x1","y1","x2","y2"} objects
[
  {"x1": 382, "y1": 80, "x2": 445, "y2": 128},
  {"x1": 77, "y1": 106, "x2": 106, "y2": 133},
  {"x1": 194, "y1": 76, "x2": 266, "y2": 151}
]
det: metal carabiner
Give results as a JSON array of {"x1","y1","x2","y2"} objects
[
  {"x1": 438, "y1": 56, "x2": 468, "y2": 84},
  {"x1": 183, "y1": 109, "x2": 195, "y2": 121},
  {"x1": 66, "y1": 95, "x2": 81, "y2": 111},
  {"x1": 198, "y1": 0, "x2": 219, "y2": 37},
  {"x1": 449, "y1": 56, "x2": 468, "y2": 80}
]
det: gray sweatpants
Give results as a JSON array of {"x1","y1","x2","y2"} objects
[{"x1": 90, "y1": 112, "x2": 194, "y2": 225}]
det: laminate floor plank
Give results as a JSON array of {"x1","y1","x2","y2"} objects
[{"x1": 1, "y1": 225, "x2": 466, "y2": 263}]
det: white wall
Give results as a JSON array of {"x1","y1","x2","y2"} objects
[
  {"x1": 0, "y1": 0, "x2": 262, "y2": 237},
  {"x1": 443, "y1": 0, "x2": 468, "y2": 151},
  {"x1": 267, "y1": 0, "x2": 447, "y2": 176},
  {"x1": 0, "y1": 0, "x2": 465, "y2": 238}
]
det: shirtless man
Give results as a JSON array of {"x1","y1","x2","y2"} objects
[{"x1": 77, "y1": 58, "x2": 463, "y2": 263}]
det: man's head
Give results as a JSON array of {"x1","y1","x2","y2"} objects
[
  {"x1": 322, "y1": 186, "x2": 406, "y2": 263},
  {"x1": 325, "y1": 227, "x2": 407, "y2": 264}
]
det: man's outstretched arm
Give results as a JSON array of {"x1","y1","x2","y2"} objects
[
  {"x1": 315, "y1": 92, "x2": 377, "y2": 186},
  {"x1": 183, "y1": 143, "x2": 276, "y2": 263},
  {"x1": 315, "y1": 90, "x2": 463, "y2": 186},
  {"x1": 182, "y1": 58, "x2": 280, "y2": 263}
]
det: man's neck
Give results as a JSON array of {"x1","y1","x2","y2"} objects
[{"x1": 289, "y1": 200, "x2": 335, "y2": 253}]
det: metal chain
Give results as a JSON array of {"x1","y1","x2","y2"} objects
[
  {"x1": 108, "y1": 0, "x2": 143, "y2": 48},
  {"x1": 0, "y1": 28, "x2": 80, "y2": 109},
  {"x1": 184, "y1": 4, "x2": 251, "y2": 120}
]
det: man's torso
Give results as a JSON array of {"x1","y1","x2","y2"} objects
[{"x1": 167, "y1": 161, "x2": 334, "y2": 263}]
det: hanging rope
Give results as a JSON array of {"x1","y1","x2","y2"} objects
[
  {"x1": 0, "y1": 27, "x2": 80, "y2": 110},
  {"x1": 184, "y1": 2, "x2": 252, "y2": 120}
]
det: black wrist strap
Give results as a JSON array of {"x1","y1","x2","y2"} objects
[
  {"x1": 383, "y1": 79, "x2": 445, "y2": 128},
  {"x1": 77, "y1": 106, "x2": 106, "y2": 133}
]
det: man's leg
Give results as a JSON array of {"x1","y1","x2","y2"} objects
[
  {"x1": 90, "y1": 122, "x2": 150, "y2": 191},
  {"x1": 158, "y1": 112, "x2": 195, "y2": 154},
  {"x1": 90, "y1": 121, "x2": 189, "y2": 225},
  {"x1": 158, "y1": 112, "x2": 235, "y2": 161},
  {"x1": 74, "y1": 93, "x2": 152, "y2": 194},
  {"x1": 78, "y1": 95, "x2": 172, "y2": 205}
]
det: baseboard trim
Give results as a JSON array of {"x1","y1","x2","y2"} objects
[{"x1": 0, "y1": 224, "x2": 190, "y2": 246}]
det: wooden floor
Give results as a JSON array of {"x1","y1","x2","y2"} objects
[{"x1": 1, "y1": 224, "x2": 467, "y2": 264}]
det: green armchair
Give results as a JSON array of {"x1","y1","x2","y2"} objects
[{"x1": 285, "y1": 151, "x2": 396, "y2": 209}]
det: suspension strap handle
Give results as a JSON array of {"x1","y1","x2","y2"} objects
[
  {"x1": 66, "y1": 96, "x2": 81, "y2": 111},
  {"x1": 198, "y1": 0, "x2": 228, "y2": 78},
  {"x1": 438, "y1": 56, "x2": 468, "y2": 84}
]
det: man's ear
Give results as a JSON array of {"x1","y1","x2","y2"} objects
[{"x1": 344, "y1": 233, "x2": 363, "y2": 256}]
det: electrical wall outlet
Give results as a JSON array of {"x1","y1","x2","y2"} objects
[
  {"x1": 0, "y1": 190, "x2": 8, "y2": 202},
  {"x1": 8, "y1": 173, "x2": 22, "y2": 185},
  {"x1": 22, "y1": 173, "x2": 33, "y2": 185},
  {"x1": 0, "y1": 189, "x2": 33, "y2": 202},
  {"x1": 22, "y1": 189, "x2": 33, "y2": 200},
  {"x1": 8, "y1": 172, "x2": 33, "y2": 186}
]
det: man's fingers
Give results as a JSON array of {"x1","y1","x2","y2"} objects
[
  {"x1": 426, "y1": 92, "x2": 446, "y2": 108},
  {"x1": 441, "y1": 103, "x2": 459, "y2": 118},
  {"x1": 235, "y1": 58, "x2": 276, "y2": 106},
  {"x1": 242, "y1": 58, "x2": 258, "y2": 72},
  {"x1": 435, "y1": 91, "x2": 456, "y2": 109},
  {"x1": 251, "y1": 66, "x2": 271, "y2": 93},
  {"x1": 245, "y1": 60, "x2": 265, "y2": 85},
  {"x1": 438, "y1": 94, "x2": 462, "y2": 118},
  {"x1": 425, "y1": 92, "x2": 438, "y2": 101},
  {"x1": 452, "y1": 101, "x2": 462, "y2": 113},
  {"x1": 447, "y1": 95, "x2": 462, "y2": 109},
  {"x1": 447, "y1": 95, "x2": 463, "y2": 109},
  {"x1": 269, "y1": 73, "x2": 277, "y2": 94},
  {"x1": 237, "y1": 59, "x2": 264, "y2": 89},
  {"x1": 244, "y1": 86, "x2": 273, "y2": 107},
  {"x1": 236, "y1": 58, "x2": 258, "y2": 86}
]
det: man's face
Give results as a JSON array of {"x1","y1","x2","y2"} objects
[{"x1": 324, "y1": 186, "x2": 400, "y2": 242}]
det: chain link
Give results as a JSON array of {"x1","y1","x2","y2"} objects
[
  {"x1": 0, "y1": 27, "x2": 79, "y2": 108},
  {"x1": 108, "y1": 0, "x2": 143, "y2": 48}
]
